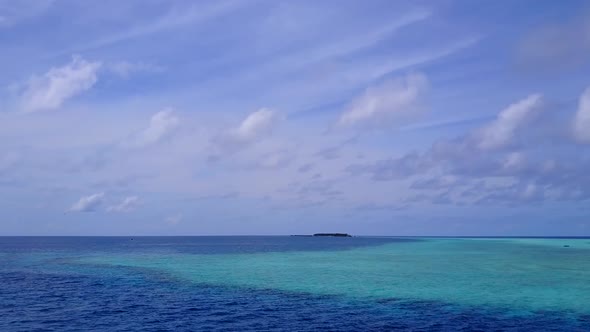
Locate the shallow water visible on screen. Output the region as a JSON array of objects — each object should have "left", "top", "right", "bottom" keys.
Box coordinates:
[{"left": 1, "top": 236, "right": 589, "bottom": 331}]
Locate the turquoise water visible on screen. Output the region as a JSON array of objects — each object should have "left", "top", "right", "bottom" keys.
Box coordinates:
[
  {"left": 1, "top": 236, "right": 589, "bottom": 331},
  {"left": 80, "top": 237, "right": 590, "bottom": 314}
]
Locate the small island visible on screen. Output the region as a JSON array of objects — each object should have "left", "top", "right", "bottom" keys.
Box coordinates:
[
  {"left": 290, "top": 233, "right": 353, "bottom": 237},
  {"left": 313, "top": 233, "right": 352, "bottom": 237}
]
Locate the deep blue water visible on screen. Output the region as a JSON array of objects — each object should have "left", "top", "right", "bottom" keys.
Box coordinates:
[
  {"left": 0, "top": 236, "right": 410, "bottom": 254},
  {"left": 1, "top": 236, "right": 589, "bottom": 331}
]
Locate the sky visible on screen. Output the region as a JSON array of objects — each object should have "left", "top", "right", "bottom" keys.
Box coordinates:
[{"left": 1, "top": 0, "right": 590, "bottom": 236}]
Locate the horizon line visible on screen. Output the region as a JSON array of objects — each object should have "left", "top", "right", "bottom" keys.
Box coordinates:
[{"left": 1, "top": 235, "right": 589, "bottom": 238}]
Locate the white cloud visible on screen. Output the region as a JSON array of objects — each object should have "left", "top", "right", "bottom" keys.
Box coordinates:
[
  {"left": 68, "top": 193, "right": 105, "bottom": 212},
  {"left": 124, "top": 109, "right": 180, "bottom": 148},
  {"left": 475, "top": 94, "right": 543, "bottom": 149},
  {"left": 573, "top": 87, "right": 590, "bottom": 143},
  {"left": 337, "top": 73, "right": 428, "bottom": 128},
  {"left": 211, "top": 108, "right": 278, "bottom": 157},
  {"left": 20, "top": 55, "right": 102, "bottom": 113},
  {"left": 107, "top": 196, "right": 140, "bottom": 212},
  {"left": 232, "top": 108, "right": 277, "bottom": 142},
  {"left": 347, "top": 91, "right": 590, "bottom": 205}
]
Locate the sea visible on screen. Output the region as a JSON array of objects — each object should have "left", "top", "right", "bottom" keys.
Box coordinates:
[{"left": 1, "top": 236, "right": 589, "bottom": 331}]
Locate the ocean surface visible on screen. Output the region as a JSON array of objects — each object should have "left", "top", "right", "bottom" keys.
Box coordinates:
[{"left": 1, "top": 236, "right": 589, "bottom": 331}]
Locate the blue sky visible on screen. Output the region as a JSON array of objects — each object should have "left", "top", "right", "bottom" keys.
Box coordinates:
[{"left": 1, "top": 0, "right": 590, "bottom": 236}]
